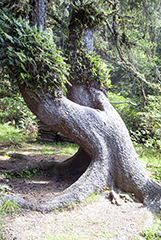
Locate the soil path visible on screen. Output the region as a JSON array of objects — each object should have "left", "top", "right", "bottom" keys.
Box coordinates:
[{"left": 0, "top": 143, "right": 159, "bottom": 240}]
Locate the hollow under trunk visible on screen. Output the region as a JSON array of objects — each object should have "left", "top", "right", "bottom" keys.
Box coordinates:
[{"left": 1, "top": 83, "right": 160, "bottom": 214}]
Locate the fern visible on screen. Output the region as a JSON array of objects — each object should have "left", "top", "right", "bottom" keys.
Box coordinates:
[{"left": 0, "top": 8, "right": 69, "bottom": 94}]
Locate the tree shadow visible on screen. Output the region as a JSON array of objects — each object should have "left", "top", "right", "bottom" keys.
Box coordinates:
[{"left": 0, "top": 152, "right": 82, "bottom": 203}]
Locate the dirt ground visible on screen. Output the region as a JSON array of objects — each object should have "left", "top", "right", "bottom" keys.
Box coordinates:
[{"left": 0, "top": 143, "right": 159, "bottom": 240}]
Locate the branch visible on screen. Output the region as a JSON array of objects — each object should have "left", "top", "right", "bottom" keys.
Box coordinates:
[
  {"left": 96, "top": 49, "right": 161, "bottom": 93},
  {"left": 116, "top": 12, "right": 135, "bottom": 19},
  {"left": 109, "top": 100, "right": 137, "bottom": 106},
  {"left": 106, "top": 19, "right": 114, "bottom": 35}
]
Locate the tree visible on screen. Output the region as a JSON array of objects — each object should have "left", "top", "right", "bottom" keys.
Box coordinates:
[{"left": 0, "top": 0, "right": 161, "bottom": 214}]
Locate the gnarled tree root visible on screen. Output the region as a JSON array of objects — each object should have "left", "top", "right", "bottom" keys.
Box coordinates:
[{"left": 1, "top": 152, "right": 161, "bottom": 214}]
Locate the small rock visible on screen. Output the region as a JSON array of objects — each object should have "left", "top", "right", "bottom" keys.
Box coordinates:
[
  {"left": 122, "top": 227, "right": 136, "bottom": 233},
  {"left": 122, "top": 210, "right": 127, "bottom": 213}
]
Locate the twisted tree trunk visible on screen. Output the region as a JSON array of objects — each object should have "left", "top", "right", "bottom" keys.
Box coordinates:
[
  {"left": 1, "top": 2, "right": 160, "bottom": 215},
  {"left": 3, "top": 84, "right": 156, "bottom": 214}
]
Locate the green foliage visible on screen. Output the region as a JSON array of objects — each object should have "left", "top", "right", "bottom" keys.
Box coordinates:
[
  {"left": 133, "top": 95, "right": 161, "bottom": 148},
  {"left": 0, "top": 8, "right": 69, "bottom": 94},
  {"left": 0, "top": 77, "right": 37, "bottom": 135},
  {"left": 0, "top": 95, "right": 36, "bottom": 125},
  {"left": 109, "top": 92, "right": 161, "bottom": 149},
  {"left": 4, "top": 169, "right": 43, "bottom": 180},
  {"left": 0, "top": 123, "right": 33, "bottom": 145},
  {"left": 135, "top": 143, "right": 161, "bottom": 182},
  {"left": 0, "top": 0, "right": 30, "bottom": 19},
  {"left": 71, "top": 0, "right": 109, "bottom": 29},
  {"left": 141, "top": 223, "right": 161, "bottom": 240},
  {"left": 69, "top": 48, "right": 111, "bottom": 88},
  {"left": 94, "top": 0, "right": 161, "bottom": 98},
  {"left": 0, "top": 199, "right": 20, "bottom": 216},
  {"left": 108, "top": 92, "right": 140, "bottom": 130}
]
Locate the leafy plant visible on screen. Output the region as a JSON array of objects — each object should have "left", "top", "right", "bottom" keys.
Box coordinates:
[
  {"left": 4, "top": 169, "right": 43, "bottom": 180},
  {"left": 141, "top": 217, "right": 161, "bottom": 240},
  {"left": 0, "top": 123, "right": 32, "bottom": 145},
  {"left": 0, "top": 8, "right": 69, "bottom": 95},
  {"left": 0, "top": 95, "right": 37, "bottom": 134},
  {"left": 136, "top": 95, "right": 161, "bottom": 148},
  {"left": 109, "top": 93, "right": 161, "bottom": 149},
  {"left": 134, "top": 143, "right": 161, "bottom": 182},
  {"left": 69, "top": 47, "right": 111, "bottom": 89},
  {"left": 0, "top": 199, "right": 20, "bottom": 216}
]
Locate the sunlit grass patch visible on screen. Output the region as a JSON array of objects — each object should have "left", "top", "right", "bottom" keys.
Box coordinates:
[
  {"left": 36, "top": 142, "right": 78, "bottom": 156},
  {"left": 0, "top": 123, "right": 31, "bottom": 145},
  {"left": 134, "top": 143, "right": 161, "bottom": 182},
  {"left": 40, "top": 232, "right": 89, "bottom": 240},
  {"left": 0, "top": 199, "right": 20, "bottom": 216},
  {"left": 140, "top": 215, "right": 161, "bottom": 240}
]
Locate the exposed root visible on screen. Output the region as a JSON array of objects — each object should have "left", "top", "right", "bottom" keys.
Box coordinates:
[
  {"left": 0, "top": 157, "right": 112, "bottom": 213},
  {"left": 3, "top": 161, "right": 57, "bottom": 174}
]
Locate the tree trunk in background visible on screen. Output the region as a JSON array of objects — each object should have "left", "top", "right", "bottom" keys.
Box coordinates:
[{"left": 29, "top": 0, "right": 46, "bottom": 31}]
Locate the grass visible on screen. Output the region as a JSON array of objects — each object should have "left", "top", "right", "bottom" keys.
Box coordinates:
[
  {"left": 36, "top": 142, "right": 78, "bottom": 156},
  {"left": 0, "top": 123, "right": 32, "bottom": 146},
  {"left": 85, "top": 192, "right": 100, "bottom": 205},
  {"left": 134, "top": 143, "right": 161, "bottom": 182},
  {"left": 0, "top": 123, "right": 160, "bottom": 182},
  {"left": 0, "top": 199, "right": 21, "bottom": 240},
  {"left": 0, "top": 199, "right": 20, "bottom": 216},
  {"left": 40, "top": 232, "right": 89, "bottom": 240},
  {"left": 135, "top": 215, "right": 161, "bottom": 240}
]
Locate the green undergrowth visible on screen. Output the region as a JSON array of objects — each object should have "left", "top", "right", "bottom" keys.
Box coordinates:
[
  {"left": 0, "top": 199, "right": 20, "bottom": 216},
  {"left": 0, "top": 198, "right": 21, "bottom": 239},
  {"left": 0, "top": 123, "right": 35, "bottom": 146},
  {"left": 136, "top": 215, "right": 161, "bottom": 240},
  {"left": 134, "top": 143, "right": 161, "bottom": 182},
  {"left": 36, "top": 142, "right": 78, "bottom": 156},
  {"left": 0, "top": 123, "right": 160, "bottom": 183},
  {"left": 4, "top": 168, "right": 43, "bottom": 180}
]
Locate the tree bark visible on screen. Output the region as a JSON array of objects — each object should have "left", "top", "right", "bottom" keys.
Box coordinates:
[
  {"left": 29, "top": 0, "right": 46, "bottom": 31},
  {"left": 5, "top": 84, "right": 157, "bottom": 214}
]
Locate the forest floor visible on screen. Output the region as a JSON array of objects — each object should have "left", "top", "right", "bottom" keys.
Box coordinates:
[{"left": 0, "top": 142, "right": 160, "bottom": 240}]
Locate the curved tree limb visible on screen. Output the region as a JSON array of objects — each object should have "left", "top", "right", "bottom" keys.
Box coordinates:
[{"left": 110, "top": 100, "right": 137, "bottom": 105}]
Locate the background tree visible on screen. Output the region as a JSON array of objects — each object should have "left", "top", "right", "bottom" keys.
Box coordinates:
[{"left": 0, "top": 0, "right": 161, "bottom": 214}]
